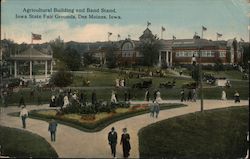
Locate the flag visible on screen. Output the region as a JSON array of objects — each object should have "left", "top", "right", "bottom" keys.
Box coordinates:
[
  {"left": 240, "top": 38, "right": 244, "bottom": 42},
  {"left": 202, "top": 26, "right": 207, "bottom": 31},
  {"left": 217, "top": 33, "right": 222, "bottom": 37},
  {"left": 194, "top": 32, "right": 198, "bottom": 35},
  {"left": 32, "top": 33, "right": 41, "bottom": 40},
  {"left": 128, "top": 34, "right": 131, "bottom": 38},
  {"left": 147, "top": 21, "right": 151, "bottom": 27},
  {"left": 118, "top": 34, "right": 120, "bottom": 38},
  {"left": 173, "top": 35, "right": 176, "bottom": 40},
  {"left": 108, "top": 32, "right": 112, "bottom": 36},
  {"left": 161, "top": 26, "right": 166, "bottom": 32}
]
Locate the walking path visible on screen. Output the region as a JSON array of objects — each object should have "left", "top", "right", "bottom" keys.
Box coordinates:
[{"left": 0, "top": 100, "right": 248, "bottom": 158}]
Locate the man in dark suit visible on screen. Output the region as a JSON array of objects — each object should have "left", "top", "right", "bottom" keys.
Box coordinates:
[
  {"left": 108, "top": 127, "right": 118, "bottom": 158},
  {"left": 48, "top": 119, "right": 58, "bottom": 142}
]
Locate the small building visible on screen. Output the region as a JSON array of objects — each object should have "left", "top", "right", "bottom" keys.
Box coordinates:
[{"left": 8, "top": 46, "right": 53, "bottom": 80}]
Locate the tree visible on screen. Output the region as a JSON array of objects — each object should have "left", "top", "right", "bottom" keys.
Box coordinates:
[
  {"left": 106, "top": 46, "right": 117, "bottom": 68},
  {"left": 214, "top": 58, "right": 224, "bottom": 71},
  {"left": 63, "top": 47, "right": 81, "bottom": 71},
  {"left": 50, "top": 69, "right": 73, "bottom": 87},
  {"left": 191, "top": 65, "right": 200, "bottom": 82},
  {"left": 83, "top": 52, "right": 95, "bottom": 66},
  {"left": 242, "top": 44, "right": 250, "bottom": 68},
  {"left": 139, "top": 38, "right": 160, "bottom": 66},
  {"left": 50, "top": 37, "right": 65, "bottom": 59}
]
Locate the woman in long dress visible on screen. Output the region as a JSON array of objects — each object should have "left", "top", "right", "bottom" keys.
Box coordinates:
[
  {"left": 120, "top": 128, "right": 131, "bottom": 158},
  {"left": 155, "top": 90, "right": 163, "bottom": 103},
  {"left": 111, "top": 90, "right": 117, "bottom": 103},
  {"left": 221, "top": 90, "right": 227, "bottom": 100},
  {"left": 63, "top": 95, "right": 69, "bottom": 108}
]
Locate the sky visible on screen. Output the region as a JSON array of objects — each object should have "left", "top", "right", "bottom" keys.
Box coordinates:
[{"left": 1, "top": 0, "right": 250, "bottom": 44}]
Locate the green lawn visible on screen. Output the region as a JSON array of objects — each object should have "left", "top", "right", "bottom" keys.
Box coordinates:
[
  {"left": 1, "top": 79, "right": 248, "bottom": 107},
  {"left": 1, "top": 69, "right": 248, "bottom": 107},
  {"left": 71, "top": 71, "right": 120, "bottom": 87},
  {"left": 0, "top": 126, "right": 58, "bottom": 158},
  {"left": 204, "top": 70, "right": 245, "bottom": 80},
  {"left": 139, "top": 106, "right": 249, "bottom": 159}
]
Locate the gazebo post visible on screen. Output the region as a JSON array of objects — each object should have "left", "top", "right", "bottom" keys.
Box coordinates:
[
  {"left": 30, "top": 61, "right": 32, "bottom": 79},
  {"left": 45, "top": 60, "right": 48, "bottom": 78},
  {"left": 50, "top": 60, "right": 53, "bottom": 75},
  {"left": 9, "top": 62, "right": 12, "bottom": 76},
  {"left": 14, "top": 61, "right": 17, "bottom": 78}
]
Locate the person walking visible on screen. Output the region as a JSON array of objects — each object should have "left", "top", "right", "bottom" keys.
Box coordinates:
[
  {"left": 92, "top": 90, "right": 97, "bottom": 105},
  {"left": 192, "top": 88, "right": 197, "bottom": 102},
  {"left": 180, "top": 89, "right": 185, "bottom": 102},
  {"left": 124, "top": 90, "right": 128, "bottom": 102},
  {"left": 187, "top": 89, "right": 192, "bottom": 101},
  {"left": 144, "top": 89, "right": 150, "bottom": 102},
  {"left": 221, "top": 90, "right": 227, "bottom": 100},
  {"left": 111, "top": 90, "right": 117, "bottom": 103},
  {"left": 63, "top": 95, "right": 69, "bottom": 108},
  {"left": 48, "top": 119, "right": 58, "bottom": 142},
  {"left": 19, "top": 93, "right": 26, "bottom": 107},
  {"left": 155, "top": 90, "right": 163, "bottom": 103},
  {"left": 154, "top": 101, "right": 160, "bottom": 118},
  {"left": 108, "top": 127, "right": 118, "bottom": 158},
  {"left": 149, "top": 100, "right": 155, "bottom": 117},
  {"left": 234, "top": 91, "right": 240, "bottom": 103},
  {"left": 120, "top": 128, "right": 131, "bottom": 158},
  {"left": 20, "top": 106, "right": 28, "bottom": 128}
]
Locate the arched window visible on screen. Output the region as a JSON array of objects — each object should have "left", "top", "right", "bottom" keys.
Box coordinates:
[{"left": 122, "top": 42, "right": 134, "bottom": 57}]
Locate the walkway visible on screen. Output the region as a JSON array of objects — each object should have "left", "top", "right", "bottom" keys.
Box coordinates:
[{"left": 0, "top": 100, "right": 248, "bottom": 158}]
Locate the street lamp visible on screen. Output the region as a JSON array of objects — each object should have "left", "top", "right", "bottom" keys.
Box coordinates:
[
  {"left": 198, "top": 44, "right": 204, "bottom": 112},
  {"left": 193, "top": 36, "right": 204, "bottom": 112}
]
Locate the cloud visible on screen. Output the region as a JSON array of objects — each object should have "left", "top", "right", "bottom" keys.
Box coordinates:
[{"left": 1, "top": 21, "right": 248, "bottom": 44}]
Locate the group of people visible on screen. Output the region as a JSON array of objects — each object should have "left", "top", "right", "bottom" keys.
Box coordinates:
[
  {"left": 149, "top": 100, "right": 160, "bottom": 118},
  {"left": 221, "top": 90, "right": 240, "bottom": 103},
  {"left": 19, "top": 106, "right": 58, "bottom": 142},
  {"left": 49, "top": 89, "right": 89, "bottom": 108},
  {"left": 144, "top": 89, "right": 163, "bottom": 103},
  {"left": 115, "top": 78, "right": 126, "bottom": 87},
  {"left": 180, "top": 89, "right": 197, "bottom": 102},
  {"left": 108, "top": 127, "right": 131, "bottom": 158}
]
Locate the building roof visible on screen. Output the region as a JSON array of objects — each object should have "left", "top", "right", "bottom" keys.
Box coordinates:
[
  {"left": 9, "top": 47, "right": 52, "bottom": 61},
  {"left": 171, "top": 38, "right": 222, "bottom": 49},
  {"left": 139, "top": 28, "right": 156, "bottom": 41}
]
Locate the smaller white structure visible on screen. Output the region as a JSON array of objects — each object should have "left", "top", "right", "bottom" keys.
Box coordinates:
[{"left": 216, "top": 79, "right": 227, "bottom": 86}]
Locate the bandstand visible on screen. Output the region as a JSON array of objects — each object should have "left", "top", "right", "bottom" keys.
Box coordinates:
[{"left": 8, "top": 47, "right": 53, "bottom": 80}]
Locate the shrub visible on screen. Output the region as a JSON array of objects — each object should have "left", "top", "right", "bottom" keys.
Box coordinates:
[{"left": 50, "top": 69, "right": 73, "bottom": 87}]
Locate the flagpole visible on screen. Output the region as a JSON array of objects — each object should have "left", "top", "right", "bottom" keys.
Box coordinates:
[
  {"left": 201, "top": 29, "right": 203, "bottom": 39},
  {"left": 31, "top": 33, "right": 33, "bottom": 44}
]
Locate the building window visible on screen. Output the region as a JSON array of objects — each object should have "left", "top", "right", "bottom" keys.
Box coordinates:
[
  {"left": 201, "top": 50, "right": 215, "bottom": 57},
  {"left": 219, "top": 51, "right": 226, "bottom": 57}
]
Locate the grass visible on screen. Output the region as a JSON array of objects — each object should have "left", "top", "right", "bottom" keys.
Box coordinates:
[
  {"left": 0, "top": 126, "right": 58, "bottom": 158},
  {"left": 203, "top": 70, "right": 245, "bottom": 80},
  {"left": 9, "top": 103, "right": 186, "bottom": 132},
  {"left": 139, "top": 106, "right": 249, "bottom": 159},
  {"left": 1, "top": 69, "right": 248, "bottom": 107},
  {"left": 1, "top": 80, "right": 248, "bottom": 107}
]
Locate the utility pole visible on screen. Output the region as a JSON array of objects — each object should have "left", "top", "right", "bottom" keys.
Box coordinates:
[{"left": 198, "top": 46, "right": 204, "bottom": 112}]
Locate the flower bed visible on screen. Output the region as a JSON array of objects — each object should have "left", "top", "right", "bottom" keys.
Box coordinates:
[{"left": 9, "top": 103, "right": 186, "bottom": 132}]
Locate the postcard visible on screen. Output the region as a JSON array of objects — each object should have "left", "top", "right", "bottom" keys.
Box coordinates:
[{"left": 0, "top": 0, "right": 249, "bottom": 158}]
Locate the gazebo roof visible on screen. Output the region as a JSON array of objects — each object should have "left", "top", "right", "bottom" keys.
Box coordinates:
[{"left": 9, "top": 47, "right": 52, "bottom": 61}]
